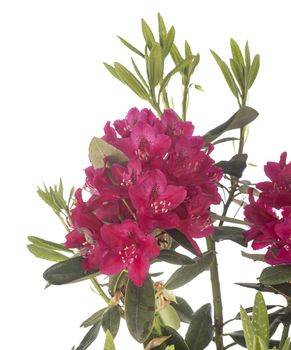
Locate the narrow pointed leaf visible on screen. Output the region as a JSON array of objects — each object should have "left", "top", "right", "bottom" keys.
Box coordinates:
[
  {"left": 76, "top": 322, "right": 101, "bottom": 350},
  {"left": 103, "top": 330, "right": 116, "bottom": 350},
  {"left": 27, "top": 244, "right": 68, "bottom": 262},
  {"left": 253, "top": 292, "right": 269, "bottom": 345},
  {"left": 212, "top": 226, "right": 246, "bottom": 246},
  {"left": 164, "top": 26, "right": 175, "bottom": 56},
  {"left": 102, "top": 306, "right": 120, "bottom": 339},
  {"left": 240, "top": 306, "right": 254, "bottom": 349},
  {"left": 166, "top": 229, "right": 199, "bottom": 256},
  {"left": 141, "top": 19, "right": 155, "bottom": 49},
  {"left": 125, "top": 276, "right": 155, "bottom": 343},
  {"left": 148, "top": 43, "right": 164, "bottom": 87},
  {"left": 185, "top": 303, "right": 214, "bottom": 350},
  {"left": 229, "top": 330, "right": 280, "bottom": 349},
  {"left": 89, "top": 137, "right": 128, "bottom": 169},
  {"left": 241, "top": 251, "right": 265, "bottom": 262},
  {"left": 203, "top": 106, "right": 259, "bottom": 143},
  {"left": 103, "top": 63, "right": 121, "bottom": 80},
  {"left": 157, "top": 250, "right": 194, "bottom": 265},
  {"left": 131, "top": 58, "right": 149, "bottom": 89},
  {"left": 81, "top": 308, "right": 108, "bottom": 328},
  {"left": 158, "top": 13, "right": 167, "bottom": 46},
  {"left": 117, "top": 36, "right": 145, "bottom": 58},
  {"left": 161, "top": 326, "right": 190, "bottom": 350},
  {"left": 230, "top": 58, "right": 245, "bottom": 90},
  {"left": 210, "top": 50, "right": 238, "bottom": 97},
  {"left": 230, "top": 38, "right": 245, "bottom": 67},
  {"left": 43, "top": 256, "right": 99, "bottom": 285},
  {"left": 114, "top": 62, "right": 149, "bottom": 100},
  {"left": 282, "top": 338, "right": 290, "bottom": 350},
  {"left": 170, "top": 43, "right": 183, "bottom": 65},
  {"left": 253, "top": 335, "right": 268, "bottom": 350},
  {"left": 165, "top": 251, "right": 215, "bottom": 290},
  {"left": 28, "top": 236, "right": 72, "bottom": 253},
  {"left": 259, "top": 265, "right": 291, "bottom": 285},
  {"left": 248, "top": 54, "right": 260, "bottom": 89}
]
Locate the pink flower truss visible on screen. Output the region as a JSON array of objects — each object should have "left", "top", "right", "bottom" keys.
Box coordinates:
[
  {"left": 65, "top": 108, "right": 222, "bottom": 285},
  {"left": 244, "top": 153, "right": 291, "bottom": 265}
]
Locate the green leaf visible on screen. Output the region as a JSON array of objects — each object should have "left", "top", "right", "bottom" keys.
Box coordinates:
[
  {"left": 159, "top": 305, "right": 181, "bottom": 330},
  {"left": 172, "top": 296, "right": 194, "bottom": 324},
  {"left": 230, "top": 58, "right": 245, "bottom": 90},
  {"left": 102, "top": 306, "right": 120, "bottom": 339},
  {"left": 166, "top": 229, "right": 199, "bottom": 256},
  {"left": 282, "top": 338, "right": 290, "bottom": 350},
  {"left": 163, "top": 26, "right": 175, "bottom": 56},
  {"left": 165, "top": 251, "right": 215, "bottom": 290},
  {"left": 43, "top": 256, "right": 99, "bottom": 285},
  {"left": 161, "top": 326, "right": 190, "bottom": 350},
  {"left": 117, "top": 36, "right": 145, "bottom": 58},
  {"left": 157, "top": 250, "right": 194, "bottom": 265},
  {"left": 28, "top": 236, "right": 72, "bottom": 253},
  {"left": 141, "top": 19, "right": 155, "bottom": 50},
  {"left": 253, "top": 335, "right": 268, "bottom": 350},
  {"left": 229, "top": 330, "right": 280, "bottom": 349},
  {"left": 27, "top": 244, "right": 68, "bottom": 262},
  {"left": 240, "top": 305, "right": 255, "bottom": 350},
  {"left": 170, "top": 43, "right": 183, "bottom": 65},
  {"left": 81, "top": 308, "right": 108, "bottom": 328},
  {"left": 230, "top": 38, "right": 245, "bottom": 67},
  {"left": 194, "top": 84, "right": 204, "bottom": 92},
  {"left": 213, "top": 137, "right": 239, "bottom": 145},
  {"left": 148, "top": 43, "right": 164, "bottom": 87},
  {"left": 245, "top": 41, "right": 251, "bottom": 73},
  {"left": 114, "top": 62, "right": 149, "bottom": 100},
  {"left": 241, "top": 251, "right": 265, "bottom": 262},
  {"left": 89, "top": 137, "right": 128, "bottom": 169},
  {"left": 212, "top": 226, "right": 247, "bottom": 246},
  {"left": 203, "top": 106, "right": 259, "bottom": 143},
  {"left": 252, "top": 292, "right": 269, "bottom": 346},
  {"left": 131, "top": 58, "right": 149, "bottom": 90},
  {"left": 248, "top": 54, "right": 260, "bottom": 89},
  {"left": 185, "top": 40, "right": 192, "bottom": 58},
  {"left": 185, "top": 303, "right": 214, "bottom": 350},
  {"left": 103, "top": 63, "right": 121, "bottom": 81},
  {"left": 158, "top": 13, "right": 167, "bottom": 46},
  {"left": 165, "top": 346, "right": 175, "bottom": 350},
  {"left": 210, "top": 50, "right": 238, "bottom": 97},
  {"left": 216, "top": 153, "right": 248, "bottom": 178},
  {"left": 259, "top": 265, "right": 291, "bottom": 285},
  {"left": 125, "top": 275, "right": 155, "bottom": 343},
  {"left": 103, "top": 330, "right": 116, "bottom": 350},
  {"left": 108, "top": 271, "right": 128, "bottom": 296},
  {"left": 76, "top": 322, "right": 101, "bottom": 350}
]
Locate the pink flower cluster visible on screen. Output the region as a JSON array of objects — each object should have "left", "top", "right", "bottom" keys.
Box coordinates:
[
  {"left": 244, "top": 152, "right": 291, "bottom": 264},
  {"left": 65, "top": 108, "right": 222, "bottom": 286}
]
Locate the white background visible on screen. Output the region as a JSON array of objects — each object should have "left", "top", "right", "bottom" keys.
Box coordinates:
[{"left": 1, "top": 0, "right": 291, "bottom": 349}]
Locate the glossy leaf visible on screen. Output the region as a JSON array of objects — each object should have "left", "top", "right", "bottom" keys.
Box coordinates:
[
  {"left": 259, "top": 265, "right": 291, "bottom": 285},
  {"left": 213, "top": 226, "right": 246, "bottom": 246},
  {"left": 253, "top": 292, "right": 269, "bottom": 346},
  {"left": 27, "top": 244, "right": 68, "bottom": 262},
  {"left": 28, "top": 236, "right": 72, "bottom": 253},
  {"left": 210, "top": 50, "right": 238, "bottom": 97},
  {"left": 141, "top": 19, "right": 155, "bottom": 49},
  {"left": 102, "top": 306, "right": 120, "bottom": 339},
  {"left": 103, "top": 330, "right": 116, "bottom": 350},
  {"left": 203, "top": 106, "right": 259, "bottom": 143},
  {"left": 89, "top": 137, "right": 128, "bottom": 169},
  {"left": 76, "top": 322, "right": 101, "bottom": 350},
  {"left": 148, "top": 43, "right": 164, "bottom": 87},
  {"left": 172, "top": 296, "right": 194, "bottom": 324},
  {"left": 157, "top": 249, "right": 194, "bottom": 265},
  {"left": 43, "top": 256, "right": 99, "bottom": 285},
  {"left": 114, "top": 62, "right": 149, "bottom": 100},
  {"left": 165, "top": 251, "right": 215, "bottom": 290},
  {"left": 240, "top": 305, "right": 254, "bottom": 349},
  {"left": 185, "top": 303, "right": 214, "bottom": 350},
  {"left": 117, "top": 36, "right": 145, "bottom": 58},
  {"left": 248, "top": 54, "right": 260, "bottom": 89},
  {"left": 125, "top": 276, "right": 155, "bottom": 343},
  {"left": 81, "top": 308, "right": 108, "bottom": 328}
]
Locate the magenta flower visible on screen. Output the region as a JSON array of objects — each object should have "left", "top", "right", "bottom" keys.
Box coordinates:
[{"left": 83, "top": 220, "right": 160, "bottom": 286}]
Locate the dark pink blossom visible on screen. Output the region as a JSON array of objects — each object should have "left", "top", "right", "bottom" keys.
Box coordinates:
[{"left": 83, "top": 220, "right": 160, "bottom": 286}]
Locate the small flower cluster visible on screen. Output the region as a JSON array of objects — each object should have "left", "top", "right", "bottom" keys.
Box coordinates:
[
  {"left": 244, "top": 152, "right": 291, "bottom": 264},
  {"left": 65, "top": 108, "right": 222, "bottom": 286}
]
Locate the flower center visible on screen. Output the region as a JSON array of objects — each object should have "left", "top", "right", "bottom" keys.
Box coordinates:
[
  {"left": 136, "top": 137, "right": 151, "bottom": 161},
  {"left": 150, "top": 200, "right": 171, "bottom": 214},
  {"left": 118, "top": 243, "right": 138, "bottom": 264}
]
